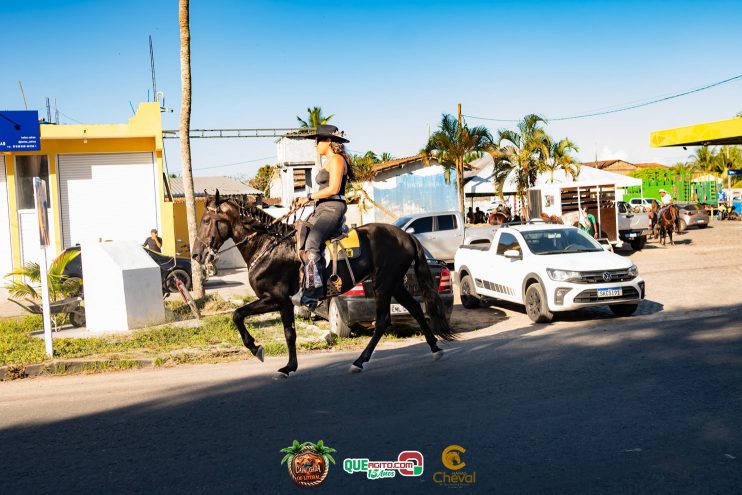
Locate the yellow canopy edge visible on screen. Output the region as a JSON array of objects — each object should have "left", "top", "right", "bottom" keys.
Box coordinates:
[{"left": 650, "top": 117, "right": 742, "bottom": 147}]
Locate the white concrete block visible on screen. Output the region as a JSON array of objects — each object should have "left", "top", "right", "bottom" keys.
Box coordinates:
[{"left": 82, "top": 241, "right": 166, "bottom": 333}]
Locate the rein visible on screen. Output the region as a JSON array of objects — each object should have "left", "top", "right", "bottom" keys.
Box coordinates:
[{"left": 195, "top": 200, "right": 305, "bottom": 269}]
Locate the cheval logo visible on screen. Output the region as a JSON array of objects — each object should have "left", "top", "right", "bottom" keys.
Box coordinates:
[
  {"left": 434, "top": 445, "right": 477, "bottom": 486},
  {"left": 280, "top": 440, "right": 336, "bottom": 488},
  {"left": 343, "top": 451, "right": 424, "bottom": 479}
]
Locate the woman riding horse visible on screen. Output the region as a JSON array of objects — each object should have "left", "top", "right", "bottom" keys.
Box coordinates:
[
  {"left": 190, "top": 194, "right": 456, "bottom": 377},
  {"left": 292, "top": 124, "right": 353, "bottom": 309}
]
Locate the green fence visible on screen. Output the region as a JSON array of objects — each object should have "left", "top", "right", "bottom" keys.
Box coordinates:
[{"left": 623, "top": 180, "right": 719, "bottom": 206}]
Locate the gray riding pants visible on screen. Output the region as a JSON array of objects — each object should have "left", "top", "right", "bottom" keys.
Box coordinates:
[{"left": 305, "top": 200, "right": 347, "bottom": 264}]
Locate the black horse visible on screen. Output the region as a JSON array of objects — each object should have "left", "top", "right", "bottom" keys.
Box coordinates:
[{"left": 191, "top": 193, "right": 456, "bottom": 377}]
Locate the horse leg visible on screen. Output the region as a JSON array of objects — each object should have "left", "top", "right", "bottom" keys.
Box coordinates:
[
  {"left": 392, "top": 285, "right": 443, "bottom": 360},
  {"left": 668, "top": 226, "right": 674, "bottom": 245},
  {"left": 276, "top": 301, "right": 298, "bottom": 378},
  {"left": 351, "top": 290, "right": 393, "bottom": 372},
  {"left": 232, "top": 298, "right": 281, "bottom": 362}
]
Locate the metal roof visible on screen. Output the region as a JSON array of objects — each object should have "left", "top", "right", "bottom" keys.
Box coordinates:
[{"left": 169, "top": 176, "right": 262, "bottom": 197}]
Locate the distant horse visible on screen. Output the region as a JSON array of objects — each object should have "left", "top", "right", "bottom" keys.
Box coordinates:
[
  {"left": 651, "top": 199, "right": 679, "bottom": 246},
  {"left": 191, "top": 192, "right": 456, "bottom": 377}
]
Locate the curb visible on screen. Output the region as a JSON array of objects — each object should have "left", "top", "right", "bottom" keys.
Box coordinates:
[{"left": 0, "top": 358, "right": 156, "bottom": 381}]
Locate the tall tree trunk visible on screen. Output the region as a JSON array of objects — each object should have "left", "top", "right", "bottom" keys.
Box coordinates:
[
  {"left": 179, "top": 0, "right": 204, "bottom": 299},
  {"left": 457, "top": 157, "right": 465, "bottom": 215}
]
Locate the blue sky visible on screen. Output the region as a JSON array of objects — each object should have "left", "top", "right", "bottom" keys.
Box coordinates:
[{"left": 2, "top": 0, "right": 741, "bottom": 177}]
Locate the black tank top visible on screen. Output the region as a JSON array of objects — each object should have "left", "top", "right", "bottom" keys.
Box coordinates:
[{"left": 315, "top": 160, "right": 348, "bottom": 198}]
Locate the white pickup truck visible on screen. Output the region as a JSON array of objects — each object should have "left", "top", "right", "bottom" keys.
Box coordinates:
[
  {"left": 454, "top": 222, "right": 645, "bottom": 323},
  {"left": 617, "top": 201, "right": 651, "bottom": 250},
  {"left": 392, "top": 211, "right": 495, "bottom": 262}
]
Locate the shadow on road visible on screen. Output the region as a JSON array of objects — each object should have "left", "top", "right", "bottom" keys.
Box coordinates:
[{"left": 1, "top": 305, "right": 741, "bottom": 494}]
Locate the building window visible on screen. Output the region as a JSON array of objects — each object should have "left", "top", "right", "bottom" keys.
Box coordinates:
[
  {"left": 15, "top": 155, "right": 50, "bottom": 210},
  {"left": 293, "top": 168, "right": 313, "bottom": 192}
]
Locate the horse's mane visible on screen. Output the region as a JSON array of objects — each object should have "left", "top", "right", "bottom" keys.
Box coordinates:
[{"left": 230, "top": 200, "right": 295, "bottom": 236}]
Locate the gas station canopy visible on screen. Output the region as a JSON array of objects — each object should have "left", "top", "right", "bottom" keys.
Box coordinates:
[{"left": 651, "top": 117, "right": 742, "bottom": 147}]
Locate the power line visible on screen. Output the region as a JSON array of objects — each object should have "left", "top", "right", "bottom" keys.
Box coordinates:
[
  {"left": 191, "top": 155, "right": 276, "bottom": 171},
  {"left": 58, "top": 111, "right": 84, "bottom": 124},
  {"left": 463, "top": 73, "right": 742, "bottom": 123}
]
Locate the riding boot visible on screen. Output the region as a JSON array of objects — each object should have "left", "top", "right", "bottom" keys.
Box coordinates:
[{"left": 290, "top": 254, "right": 325, "bottom": 310}]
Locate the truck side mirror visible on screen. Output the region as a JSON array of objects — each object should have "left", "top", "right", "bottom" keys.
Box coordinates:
[
  {"left": 504, "top": 249, "right": 521, "bottom": 259},
  {"left": 405, "top": 227, "right": 416, "bottom": 234}
]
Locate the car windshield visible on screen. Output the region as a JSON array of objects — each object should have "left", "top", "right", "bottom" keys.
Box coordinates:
[
  {"left": 521, "top": 228, "right": 603, "bottom": 255},
  {"left": 393, "top": 216, "right": 413, "bottom": 228}
]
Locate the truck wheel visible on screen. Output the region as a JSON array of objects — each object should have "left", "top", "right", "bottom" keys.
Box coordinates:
[
  {"left": 525, "top": 283, "right": 553, "bottom": 323},
  {"left": 630, "top": 236, "right": 646, "bottom": 251},
  {"left": 678, "top": 219, "right": 687, "bottom": 232},
  {"left": 609, "top": 303, "right": 638, "bottom": 317},
  {"left": 459, "top": 274, "right": 481, "bottom": 309},
  {"left": 329, "top": 298, "right": 352, "bottom": 338}
]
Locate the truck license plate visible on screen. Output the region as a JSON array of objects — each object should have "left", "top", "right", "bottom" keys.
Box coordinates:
[
  {"left": 390, "top": 304, "right": 409, "bottom": 314},
  {"left": 627, "top": 233, "right": 636, "bottom": 238},
  {"left": 597, "top": 288, "right": 622, "bottom": 298}
]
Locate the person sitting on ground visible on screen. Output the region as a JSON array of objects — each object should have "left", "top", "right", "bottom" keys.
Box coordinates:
[{"left": 143, "top": 229, "right": 162, "bottom": 252}]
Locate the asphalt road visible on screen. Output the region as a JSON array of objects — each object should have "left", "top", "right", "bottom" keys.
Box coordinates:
[{"left": 1, "top": 223, "right": 741, "bottom": 494}]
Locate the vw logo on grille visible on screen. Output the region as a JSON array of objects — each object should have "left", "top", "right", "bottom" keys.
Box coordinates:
[{"left": 602, "top": 272, "right": 612, "bottom": 282}]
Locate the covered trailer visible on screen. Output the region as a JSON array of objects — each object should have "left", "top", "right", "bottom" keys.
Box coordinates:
[{"left": 528, "top": 183, "right": 621, "bottom": 244}]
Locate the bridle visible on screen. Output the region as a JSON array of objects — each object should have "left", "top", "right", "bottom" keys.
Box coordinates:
[{"left": 194, "top": 199, "right": 305, "bottom": 269}]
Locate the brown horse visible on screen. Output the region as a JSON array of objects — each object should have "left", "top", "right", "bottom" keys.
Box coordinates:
[{"left": 650, "top": 200, "right": 679, "bottom": 246}]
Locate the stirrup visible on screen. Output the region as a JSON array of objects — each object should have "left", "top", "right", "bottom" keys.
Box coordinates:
[{"left": 291, "top": 287, "right": 324, "bottom": 310}]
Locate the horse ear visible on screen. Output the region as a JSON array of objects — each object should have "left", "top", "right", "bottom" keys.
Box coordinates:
[{"left": 215, "top": 189, "right": 221, "bottom": 205}]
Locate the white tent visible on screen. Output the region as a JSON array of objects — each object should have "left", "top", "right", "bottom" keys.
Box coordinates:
[{"left": 464, "top": 154, "right": 642, "bottom": 195}]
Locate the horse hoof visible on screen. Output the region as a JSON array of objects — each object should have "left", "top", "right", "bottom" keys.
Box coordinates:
[
  {"left": 273, "top": 371, "right": 290, "bottom": 380},
  {"left": 349, "top": 364, "right": 363, "bottom": 374},
  {"left": 252, "top": 345, "right": 265, "bottom": 362},
  {"left": 433, "top": 349, "right": 445, "bottom": 361}
]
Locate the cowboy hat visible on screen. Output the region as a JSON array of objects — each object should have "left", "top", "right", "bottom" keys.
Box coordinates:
[
  {"left": 659, "top": 189, "right": 667, "bottom": 193},
  {"left": 296, "top": 124, "right": 349, "bottom": 143}
]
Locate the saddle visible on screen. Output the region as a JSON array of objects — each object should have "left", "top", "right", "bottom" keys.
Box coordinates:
[{"left": 325, "top": 228, "right": 361, "bottom": 296}]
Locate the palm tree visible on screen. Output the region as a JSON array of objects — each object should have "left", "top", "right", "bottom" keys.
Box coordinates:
[
  {"left": 297, "top": 107, "right": 334, "bottom": 128},
  {"left": 422, "top": 114, "right": 493, "bottom": 214},
  {"left": 487, "top": 114, "right": 550, "bottom": 218},
  {"left": 179, "top": 0, "right": 204, "bottom": 299},
  {"left": 4, "top": 250, "right": 82, "bottom": 302},
  {"left": 688, "top": 145, "right": 718, "bottom": 175},
  {"left": 378, "top": 152, "right": 394, "bottom": 163},
  {"left": 671, "top": 161, "right": 698, "bottom": 179},
  {"left": 545, "top": 137, "right": 580, "bottom": 182}
]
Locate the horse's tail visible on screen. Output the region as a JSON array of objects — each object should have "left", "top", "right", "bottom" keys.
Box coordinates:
[{"left": 411, "top": 235, "right": 457, "bottom": 342}]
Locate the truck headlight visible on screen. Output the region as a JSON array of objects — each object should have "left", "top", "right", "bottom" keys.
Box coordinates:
[
  {"left": 546, "top": 268, "right": 581, "bottom": 282},
  {"left": 627, "top": 265, "right": 638, "bottom": 277}
]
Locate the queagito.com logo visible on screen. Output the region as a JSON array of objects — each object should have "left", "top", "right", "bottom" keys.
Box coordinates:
[
  {"left": 434, "top": 444, "right": 477, "bottom": 486},
  {"left": 343, "top": 450, "right": 424, "bottom": 480}
]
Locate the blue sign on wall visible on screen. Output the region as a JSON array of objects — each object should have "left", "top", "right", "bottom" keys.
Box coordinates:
[
  {"left": 0, "top": 110, "right": 41, "bottom": 151},
  {"left": 727, "top": 169, "right": 742, "bottom": 177}
]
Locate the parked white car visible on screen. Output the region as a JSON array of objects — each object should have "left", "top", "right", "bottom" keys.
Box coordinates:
[
  {"left": 628, "top": 197, "right": 654, "bottom": 210},
  {"left": 393, "top": 211, "right": 495, "bottom": 262},
  {"left": 454, "top": 223, "right": 645, "bottom": 323}
]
